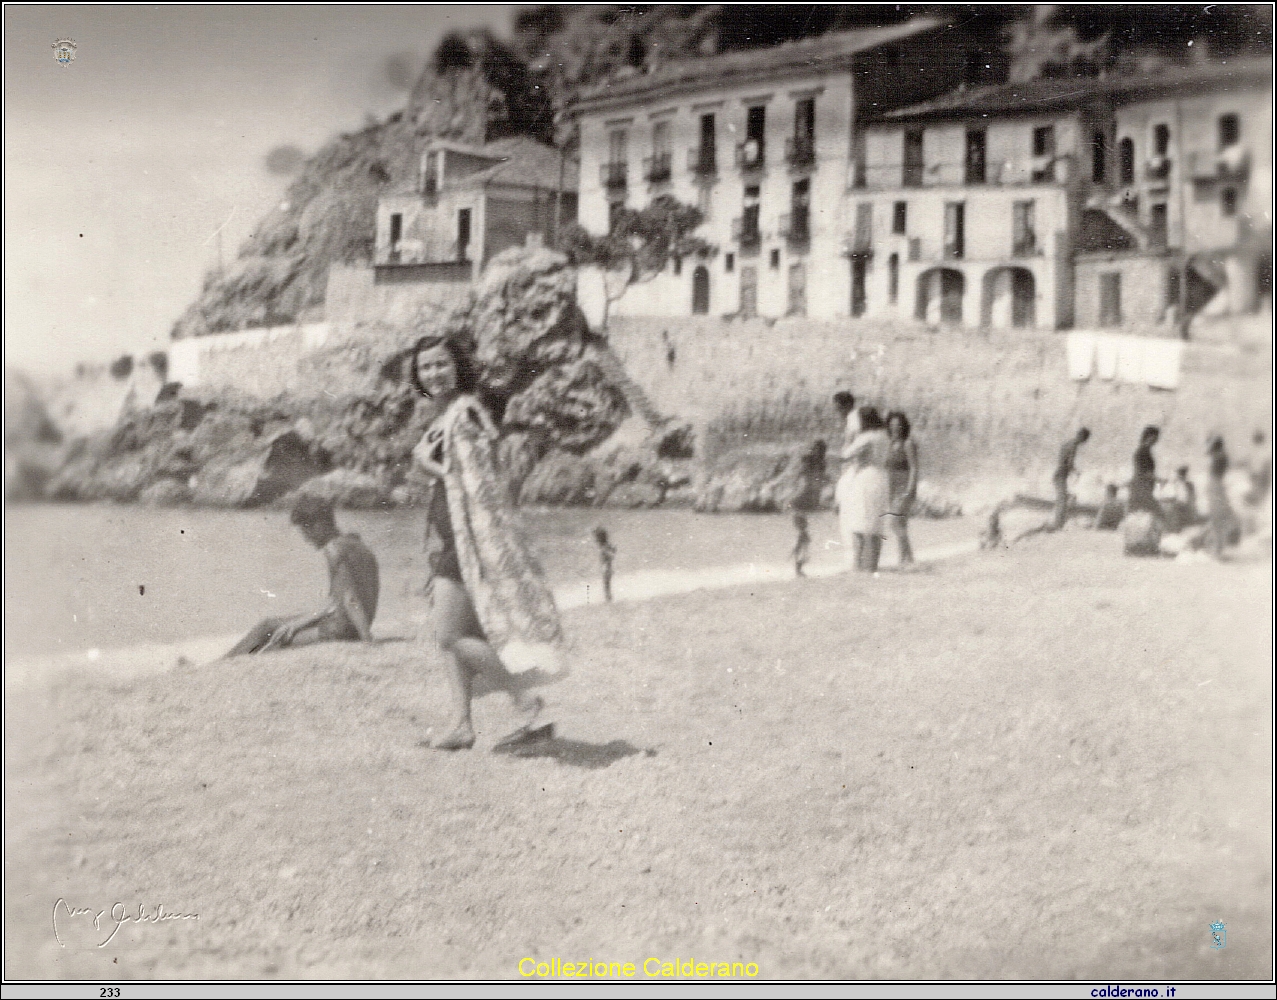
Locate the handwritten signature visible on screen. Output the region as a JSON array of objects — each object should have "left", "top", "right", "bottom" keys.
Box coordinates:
[{"left": 53, "top": 898, "right": 199, "bottom": 948}]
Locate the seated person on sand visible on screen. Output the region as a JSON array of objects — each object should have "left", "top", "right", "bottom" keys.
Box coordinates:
[
  {"left": 1161, "top": 466, "right": 1200, "bottom": 533},
  {"left": 1092, "top": 484, "right": 1124, "bottom": 531},
  {"left": 226, "top": 495, "right": 378, "bottom": 656}
]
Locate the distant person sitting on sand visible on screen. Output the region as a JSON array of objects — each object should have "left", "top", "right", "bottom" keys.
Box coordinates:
[
  {"left": 1052, "top": 427, "right": 1090, "bottom": 530},
  {"left": 792, "top": 513, "right": 811, "bottom": 578},
  {"left": 594, "top": 526, "right": 617, "bottom": 602},
  {"left": 1092, "top": 484, "right": 1124, "bottom": 531},
  {"left": 1128, "top": 426, "right": 1162, "bottom": 520},
  {"left": 226, "top": 495, "right": 378, "bottom": 656}
]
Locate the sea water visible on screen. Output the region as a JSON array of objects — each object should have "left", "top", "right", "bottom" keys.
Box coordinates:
[{"left": 4, "top": 503, "right": 972, "bottom": 661}]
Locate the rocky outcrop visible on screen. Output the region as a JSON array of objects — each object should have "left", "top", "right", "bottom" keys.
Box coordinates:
[
  {"left": 694, "top": 454, "right": 801, "bottom": 515},
  {"left": 190, "top": 431, "right": 331, "bottom": 508}
]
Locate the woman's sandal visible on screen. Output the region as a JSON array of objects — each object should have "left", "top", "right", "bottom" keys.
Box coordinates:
[{"left": 431, "top": 724, "right": 476, "bottom": 751}]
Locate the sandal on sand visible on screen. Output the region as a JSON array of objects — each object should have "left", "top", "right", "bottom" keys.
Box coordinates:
[
  {"left": 431, "top": 725, "right": 476, "bottom": 751},
  {"left": 493, "top": 723, "right": 554, "bottom": 754}
]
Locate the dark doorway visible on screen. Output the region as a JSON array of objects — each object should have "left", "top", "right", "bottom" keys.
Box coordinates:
[
  {"left": 851, "top": 258, "right": 867, "bottom": 316},
  {"left": 692, "top": 266, "right": 710, "bottom": 314}
]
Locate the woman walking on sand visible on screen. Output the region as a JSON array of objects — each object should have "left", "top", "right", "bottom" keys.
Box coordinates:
[
  {"left": 837, "top": 406, "right": 892, "bottom": 572},
  {"left": 885, "top": 411, "right": 919, "bottom": 566},
  {"left": 409, "top": 335, "right": 565, "bottom": 751}
]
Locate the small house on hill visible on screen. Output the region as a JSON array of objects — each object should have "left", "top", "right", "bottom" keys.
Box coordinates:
[{"left": 374, "top": 137, "right": 579, "bottom": 282}]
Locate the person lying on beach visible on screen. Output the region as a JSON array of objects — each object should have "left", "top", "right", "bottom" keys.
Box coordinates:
[{"left": 225, "top": 495, "right": 378, "bottom": 657}]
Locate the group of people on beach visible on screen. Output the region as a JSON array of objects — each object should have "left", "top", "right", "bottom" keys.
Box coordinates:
[
  {"left": 221, "top": 329, "right": 1267, "bottom": 749},
  {"left": 829, "top": 391, "right": 920, "bottom": 574},
  {"left": 1053, "top": 422, "right": 1271, "bottom": 558}
]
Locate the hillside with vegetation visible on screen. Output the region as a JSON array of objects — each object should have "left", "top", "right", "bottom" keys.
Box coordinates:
[{"left": 170, "top": 4, "right": 1270, "bottom": 340}]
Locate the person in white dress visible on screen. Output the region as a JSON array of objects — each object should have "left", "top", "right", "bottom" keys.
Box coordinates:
[{"left": 837, "top": 406, "right": 892, "bottom": 571}]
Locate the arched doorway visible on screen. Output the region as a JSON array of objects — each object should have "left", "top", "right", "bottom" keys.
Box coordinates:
[
  {"left": 692, "top": 265, "right": 710, "bottom": 314},
  {"left": 916, "top": 267, "right": 965, "bottom": 325},
  {"left": 981, "top": 267, "right": 1036, "bottom": 328}
]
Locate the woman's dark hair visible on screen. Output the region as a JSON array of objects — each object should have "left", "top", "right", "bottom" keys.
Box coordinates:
[
  {"left": 408, "top": 335, "right": 480, "bottom": 397},
  {"left": 858, "top": 406, "right": 884, "bottom": 431},
  {"left": 593, "top": 526, "right": 610, "bottom": 545},
  {"left": 1141, "top": 424, "right": 1160, "bottom": 441},
  {"left": 886, "top": 410, "right": 911, "bottom": 440},
  {"left": 832, "top": 391, "right": 856, "bottom": 416}
]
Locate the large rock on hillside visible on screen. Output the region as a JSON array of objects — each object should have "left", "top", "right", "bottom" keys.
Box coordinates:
[
  {"left": 450, "top": 247, "right": 592, "bottom": 393},
  {"left": 190, "top": 431, "right": 331, "bottom": 508},
  {"left": 503, "top": 349, "right": 629, "bottom": 454},
  {"left": 694, "top": 448, "right": 811, "bottom": 514}
]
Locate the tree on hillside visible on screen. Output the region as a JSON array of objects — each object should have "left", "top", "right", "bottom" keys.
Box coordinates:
[{"left": 558, "top": 195, "right": 715, "bottom": 329}]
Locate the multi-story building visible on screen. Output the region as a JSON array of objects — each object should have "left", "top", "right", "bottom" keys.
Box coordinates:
[
  {"left": 570, "top": 22, "right": 995, "bottom": 321},
  {"left": 855, "top": 59, "right": 1272, "bottom": 331},
  {"left": 374, "top": 137, "right": 578, "bottom": 282}
]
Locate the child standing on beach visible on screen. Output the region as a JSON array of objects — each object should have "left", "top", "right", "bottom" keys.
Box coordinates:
[
  {"left": 594, "top": 527, "right": 617, "bottom": 602},
  {"left": 226, "top": 494, "right": 378, "bottom": 656},
  {"left": 792, "top": 513, "right": 811, "bottom": 577}
]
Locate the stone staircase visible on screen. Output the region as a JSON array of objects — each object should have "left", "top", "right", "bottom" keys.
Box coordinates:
[{"left": 594, "top": 343, "right": 665, "bottom": 428}]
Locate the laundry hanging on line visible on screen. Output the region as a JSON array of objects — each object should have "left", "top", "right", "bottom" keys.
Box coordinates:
[{"left": 1065, "top": 331, "right": 1183, "bottom": 390}]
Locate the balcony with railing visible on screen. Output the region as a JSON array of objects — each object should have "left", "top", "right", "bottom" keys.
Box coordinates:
[
  {"left": 1188, "top": 148, "right": 1251, "bottom": 182},
  {"left": 600, "top": 161, "right": 628, "bottom": 190},
  {"left": 859, "top": 155, "right": 1077, "bottom": 190},
  {"left": 644, "top": 152, "right": 672, "bottom": 184},
  {"left": 735, "top": 141, "right": 765, "bottom": 173},
  {"left": 731, "top": 212, "right": 761, "bottom": 251},
  {"left": 687, "top": 146, "right": 716, "bottom": 178},
  {"left": 786, "top": 135, "right": 815, "bottom": 169},
  {"left": 779, "top": 208, "right": 810, "bottom": 250}
]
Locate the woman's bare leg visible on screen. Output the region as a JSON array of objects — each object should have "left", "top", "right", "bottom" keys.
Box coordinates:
[
  {"left": 897, "top": 519, "right": 914, "bottom": 564},
  {"left": 866, "top": 534, "right": 883, "bottom": 572},
  {"left": 430, "top": 579, "right": 541, "bottom": 749}
]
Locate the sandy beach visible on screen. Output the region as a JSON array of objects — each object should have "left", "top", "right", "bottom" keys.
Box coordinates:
[{"left": 5, "top": 530, "right": 1270, "bottom": 979}]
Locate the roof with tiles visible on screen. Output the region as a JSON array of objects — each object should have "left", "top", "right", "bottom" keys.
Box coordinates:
[
  {"left": 874, "top": 57, "right": 1273, "bottom": 123},
  {"left": 571, "top": 20, "right": 941, "bottom": 113}
]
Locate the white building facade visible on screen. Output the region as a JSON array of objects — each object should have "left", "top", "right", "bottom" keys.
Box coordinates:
[{"left": 570, "top": 22, "right": 989, "bottom": 322}]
